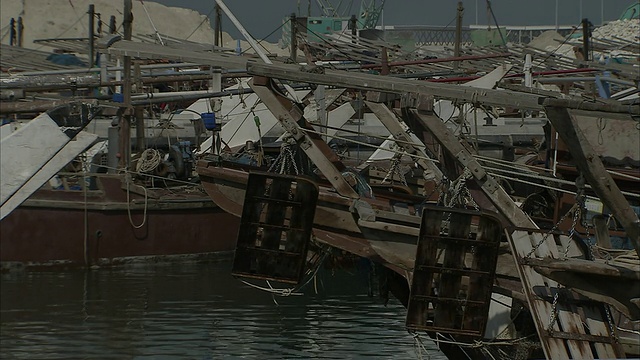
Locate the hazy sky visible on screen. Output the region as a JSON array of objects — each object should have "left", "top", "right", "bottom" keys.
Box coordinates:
[{"left": 150, "top": 0, "right": 634, "bottom": 41}]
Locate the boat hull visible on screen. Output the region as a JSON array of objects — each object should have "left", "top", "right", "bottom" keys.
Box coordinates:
[{"left": 0, "top": 176, "right": 240, "bottom": 269}]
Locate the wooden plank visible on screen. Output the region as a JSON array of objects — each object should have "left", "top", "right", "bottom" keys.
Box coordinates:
[
  {"left": 1, "top": 103, "right": 95, "bottom": 219},
  {"left": 0, "top": 130, "right": 97, "bottom": 219},
  {"left": 406, "top": 210, "right": 443, "bottom": 329},
  {"left": 247, "top": 63, "right": 638, "bottom": 114},
  {"left": 463, "top": 215, "right": 502, "bottom": 332},
  {"left": 509, "top": 231, "right": 582, "bottom": 360},
  {"left": 435, "top": 213, "right": 472, "bottom": 329},
  {"left": 261, "top": 177, "right": 292, "bottom": 251},
  {"left": 249, "top": 76, "right": 359, "bottom": 199}
]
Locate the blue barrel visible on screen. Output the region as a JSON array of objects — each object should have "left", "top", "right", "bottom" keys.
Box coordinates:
[{"left": 201, "top": 112, "right": 217, "bottom": 131}]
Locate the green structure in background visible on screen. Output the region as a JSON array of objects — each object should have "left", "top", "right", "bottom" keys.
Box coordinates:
[
  {"left": 470, "top": 27, "right": 507, "bottom": 47},
  {"left": 619, "top": 2, "right": 639, "bottom": 20}
]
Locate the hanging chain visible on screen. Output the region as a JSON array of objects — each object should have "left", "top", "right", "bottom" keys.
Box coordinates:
[
  {"left": 563, "top": 206, "right": 581, "bottom": 259},
  {"left": 546, "top": 289, "right": 560, "bottom": 332},
  {"left": 440, "top": 168, "right": 478, "bottom": 210},
  {"left": 525, "top": 203, "right": 578, "bottom": 258},
  {"left": 381, "top": 152, "right": 407, "bottom": 186},
  {"left": 267, "top": 136, "right": 299, "bottom": 175},
  {"left": 604, "top": 305, "right": 619, "bottom": 343}
]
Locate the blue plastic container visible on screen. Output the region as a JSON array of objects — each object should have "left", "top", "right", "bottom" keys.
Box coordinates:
[
  {"left": 201, "top": 112, "right": 217, "bottom": 131},
  {"left": 112, "top": 93, "right": 124, "bottom": 103}
]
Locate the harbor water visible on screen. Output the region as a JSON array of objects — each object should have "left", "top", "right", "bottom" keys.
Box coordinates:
[{"left": 1, "top": 259, "right": 446, "bottom": 359}]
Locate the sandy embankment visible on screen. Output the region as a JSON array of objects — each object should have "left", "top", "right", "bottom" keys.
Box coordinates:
[{"left": 0, "top": 0, "right": 286, "bottom": 57}]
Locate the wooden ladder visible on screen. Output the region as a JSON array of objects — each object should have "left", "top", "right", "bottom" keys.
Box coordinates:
[{"left": 508, "top": 229, "right": 625, "bottom": 359}]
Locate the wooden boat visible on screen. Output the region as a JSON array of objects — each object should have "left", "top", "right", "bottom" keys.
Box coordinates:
[
  {"left": 1, "top": 174, "right": 240, "bottom": 270},
  {"left": 196, "top": 71, "right": 639, "bottom": 359},
  {"left": 0, "top": 103, "right": 240, "bottom": 270}
]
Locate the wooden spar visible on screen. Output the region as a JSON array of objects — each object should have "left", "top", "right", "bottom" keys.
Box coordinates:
[
  {"left": 118, "top": 0, "right": 133, "bottom": 170},
  {"left": 0, "top": 102, "right": 98, "bottom": 219},
  {"left": 248, "top": 76, "right": 359, "bottom": 199},
  {"left": 95, "top": 39, "right": 638, "bottom": 114},
  {"left": 246, "top": 62, "right": 638, "bottom": 114},
  {"left": 359, "top": 52, "right": 513, "bottom": 69},
  {"left": 545, "top": 106, "right": 640, "bottom": 257},
  {"left": 0, "top": 73, "right": 239, "bottom": 92},
  {"left": 1, "top": 99, "right": 80, "bottom": 114},
  {"left": 364, "top": 101, "right": 443, "bottom": 183}
]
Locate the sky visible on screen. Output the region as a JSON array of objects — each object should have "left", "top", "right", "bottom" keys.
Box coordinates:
[{"left": 149, "top": 0, "right": 634, "bottom": 41}]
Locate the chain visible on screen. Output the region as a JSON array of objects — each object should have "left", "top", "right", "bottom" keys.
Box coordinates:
[
  {"left": 441, "top": 168, "right": 475, "bottom": 208},
  {"left": 546, "top": 290, "right": 560, "bottom": 332},
  {"left": 267, "top": 137, "right": 299, "bottom": 175},
  {"left": 604, "top": 305, "right": 619, "bottom": 343},
  {"left": 525, "top": 203, "right": 578, "bottom": 258},
  {"left": 563, "top": 206, "right": 581, "bottom": 259},
  {"left": 437, "top": 176, "right": 450, "bottom": 206},
  {"left": 381, "top": 152, "right": 407, "bottom": 186}
]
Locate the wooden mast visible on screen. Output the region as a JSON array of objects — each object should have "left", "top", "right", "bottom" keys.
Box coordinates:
[{"left": 118, "top": 0, "right": 133, "bottom": 170}]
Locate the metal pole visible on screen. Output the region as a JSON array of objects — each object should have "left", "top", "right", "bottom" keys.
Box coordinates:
[
  {"left": 290, "top": 13, "right": 297, "bottom": 63},
  {"left": 214, "top": 0, "right": 272, "bottom": 64},
  {"left": 109, "top": 15, "right": 116, "bottom": 34},
  {"left": 17, "top": 17, "right": 23, "bottom": 47},
  {"left": 214, "top": 4, "right": 221, "bottom": 47},
  {"left": 88, "top": 5, "right": 95, "bottom": 68},
  {"left": 134, "top": 61, "right": 145, "bottom": 152},
  {"left": 555, "top": 0, "right": 558, "bottom": 31},
  {"left": 475, "top": 0, "right": 478, "bottom": 25},
  {"left": 582, "top": 18, "right": 591, "bottom": 62},
  {"left": 9, "top": 18, "right": 15, "bottom": 46},
  {"left": 119, "top": 0, "right": 133, "bottom": 170},
  {"left": 579, "top": 0, "right": 583, "bottom": 23},
  {"left": 350, "top": 15, "right": 357, "bottom": 44},
  {"left": 454, "top": 1, "right": 463, "bottom": 70}
]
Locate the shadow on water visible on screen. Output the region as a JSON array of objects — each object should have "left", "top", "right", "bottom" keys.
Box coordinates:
[{"left": 1, "top": 260, "right": 446, "bottom": 359}]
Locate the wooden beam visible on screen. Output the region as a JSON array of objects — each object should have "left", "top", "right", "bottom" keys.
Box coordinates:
[
  {"left": 248, "top": 76, "right": 359, "bottom": 199},
  {"left": 247, "top": 62, "right": 639, "bottom": 115},
  {"left": 545, "top": 106, "right": 640, "bottom": 257},
  {"left": 364, "top": 101, "right": 443, "bottom": 183}
]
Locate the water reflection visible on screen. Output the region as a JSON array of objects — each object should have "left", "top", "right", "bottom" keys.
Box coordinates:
[{"left": 1, "top": 261, "right": 445, "bottom": 359}]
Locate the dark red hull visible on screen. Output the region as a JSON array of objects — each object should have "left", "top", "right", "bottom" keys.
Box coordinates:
[{"left": 0, "top": 176, "right": 240, "bottom": 269}]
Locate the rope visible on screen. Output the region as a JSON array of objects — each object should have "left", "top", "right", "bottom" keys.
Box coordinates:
[
  {"left": 135, "top": 148, "right": 161, "bottom": 173},
  {"left": 139, "top": 0, "right": 165, "bottom": 45},
  {"left": 125, "top": 173, "right": 148, "bottom": 229},
  {"left": 239, "top": 18, "right": 290, "bottom": 56},
  {"left": 237, "top": 243, "right": 331, "bottom": 301},
  {"left": 185, "top": 6, "right": 216, "bottom": 41}
]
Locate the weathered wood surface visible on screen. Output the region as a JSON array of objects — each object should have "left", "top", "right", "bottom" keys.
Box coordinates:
[
  {"left": 411, "top": 109, "right": 624, "bottom": 359},
  {"left": 545, "top": 106, "right": 640, "bottom": 258},
  {"left": 365, "top": 101, "right": 443, "bottom": 183},
  {"left": 231, "top": 172, "right": 319, "bottom": 284},
  {"left": 246, "top": 62, "right": 639, "bottom": 114},
  {"left": 1, "top": 104, "right": 96, "bottom": 220},
  {"left": 249, "top": 76, "right": 359, "bottom": 199},
  {"left": 406, "top": 208, "right": 502, "bottom": 338}
]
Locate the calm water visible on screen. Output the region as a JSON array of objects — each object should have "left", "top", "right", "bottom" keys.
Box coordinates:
[{"left": 1, "top": 260, "right": 445, "bottom": 359}]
